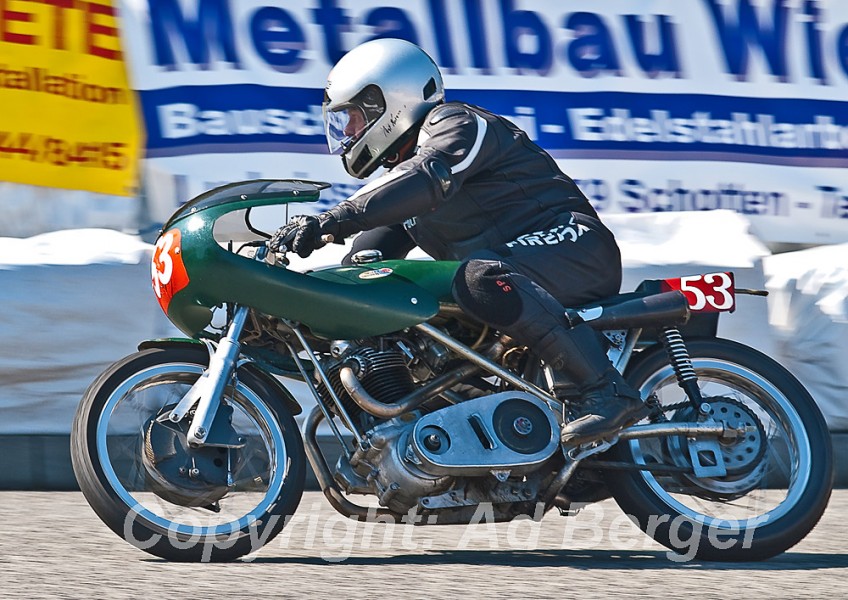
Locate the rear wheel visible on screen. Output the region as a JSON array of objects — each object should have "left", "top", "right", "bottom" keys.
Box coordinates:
[
  {"left": 71, "top": 346, "right": 305, "bottom": 562},
  {"left": 606, "top": 338, "right": 833, "bottom": 561}
]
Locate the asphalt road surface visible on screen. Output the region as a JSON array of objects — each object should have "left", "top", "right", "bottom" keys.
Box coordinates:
[{"left": 1, "top": 490, "right": 847, "bottom": 599}]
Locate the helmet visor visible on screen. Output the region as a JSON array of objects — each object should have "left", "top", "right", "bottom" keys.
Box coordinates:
[
  {"left": 323, "top": 85, "right": 386, "bottom": 155},
  {"left": 324, "top": 105, "right": 368, "bottom": 155}
]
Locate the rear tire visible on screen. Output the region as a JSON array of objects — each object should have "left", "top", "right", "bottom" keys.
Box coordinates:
[
  {"left": 71, "top": 347, "right": 306, "bottom": 562},
  {"left": 606, "top": 338, "right": 833, "bottom": 561}
]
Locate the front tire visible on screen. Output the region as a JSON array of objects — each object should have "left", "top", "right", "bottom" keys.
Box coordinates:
[
  {"left": 71, "top": 346, "right": 306, "bottom": 562},
  {"left": 606, "top": 338, "right": 833, "bottom": 561}
]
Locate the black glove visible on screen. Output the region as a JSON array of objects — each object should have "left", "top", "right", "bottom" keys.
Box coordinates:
[{"left": 270, "top": 215, "right": 335, "bottom": 259}]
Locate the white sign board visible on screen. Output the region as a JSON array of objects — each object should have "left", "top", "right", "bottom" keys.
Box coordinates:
[{"left": 119, "top": 0, "right": 848, "bottom": 244}]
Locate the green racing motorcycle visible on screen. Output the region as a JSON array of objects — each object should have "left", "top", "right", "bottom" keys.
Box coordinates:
[{"left": 71, "top": 179, "right": 833, "bottom": 562}]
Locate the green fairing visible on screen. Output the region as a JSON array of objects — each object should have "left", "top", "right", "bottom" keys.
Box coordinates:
[{"left": 160, "top": 180, "right": 460, "bottom": 339}]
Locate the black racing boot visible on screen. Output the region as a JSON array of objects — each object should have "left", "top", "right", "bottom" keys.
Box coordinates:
[
  {"left": 534, "top": 323, "right": 648, "bottom": 446},
  {"left": 560, "top": 367, "right": 649, "bottom": 446}
]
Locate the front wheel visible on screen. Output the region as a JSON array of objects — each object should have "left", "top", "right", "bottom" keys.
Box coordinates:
[
  {"left": 606, "top": 338, "right": 833, "bottom": 561},
  {"left": 71, "top": 346, "right": 306, "bottom": 562}
]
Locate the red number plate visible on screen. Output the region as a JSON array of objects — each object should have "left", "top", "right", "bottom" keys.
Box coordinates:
[
  {"left": 660, "top": 272, "right": 735, "bottom": 313},
  {"left": 151, "top": 228, "right": 190, "bottom": 314}
]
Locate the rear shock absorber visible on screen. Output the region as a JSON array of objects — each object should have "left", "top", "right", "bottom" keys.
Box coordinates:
[{"left": 659, "top": 327, "right": 708, "bottom": 413}]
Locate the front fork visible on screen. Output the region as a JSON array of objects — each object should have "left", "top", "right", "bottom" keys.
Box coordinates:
[
  {"left": 158, "top": 245, "right": 276, "bottom": 447},
  {"left": 158, "top": 306, "right": 250, "bottom": 447}
]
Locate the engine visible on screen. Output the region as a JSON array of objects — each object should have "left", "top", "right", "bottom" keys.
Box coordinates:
[
  {"left": 318, "top": 344, "right": 416, "bottom": 429},
  {"left": 320, "top": 337, "right": 560, "bottom": 514},
  {"left": 318, "top": 335, "right": 451, "bottom": 425}
]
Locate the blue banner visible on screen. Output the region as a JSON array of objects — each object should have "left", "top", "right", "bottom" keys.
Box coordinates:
[{"left": 142, "top": 86, "right": 848, "bottom": 168}]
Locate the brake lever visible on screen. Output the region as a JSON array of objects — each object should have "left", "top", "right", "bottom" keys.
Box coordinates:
[
  {"left": 267, "top": 230, "right": 334, "bottom": 265},
  {"left": 275, "top": 228, "right": 299, "bottom": 253},
  {"left": 279, "top": 232, "right": 334, "bottom": 253}
]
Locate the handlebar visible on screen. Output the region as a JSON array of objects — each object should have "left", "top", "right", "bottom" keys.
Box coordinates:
[{"left": 245, "top": 233, "right": 336, "bottom": 267}]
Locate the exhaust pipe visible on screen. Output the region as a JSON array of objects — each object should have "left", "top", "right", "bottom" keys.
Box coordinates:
[{"left": 567, "top": 291, "right": 690, "bottom": 331}]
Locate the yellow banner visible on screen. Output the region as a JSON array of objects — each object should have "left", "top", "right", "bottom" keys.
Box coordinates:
[{"left": 0, "top": 0, "right": 142, "bottom": 196}]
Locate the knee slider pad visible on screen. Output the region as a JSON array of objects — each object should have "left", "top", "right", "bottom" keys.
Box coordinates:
[{"left": 451, "top": 259, "right": 523, "bottom": 327}]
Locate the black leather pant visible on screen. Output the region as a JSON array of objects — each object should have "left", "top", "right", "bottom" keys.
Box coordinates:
[{"left": 450, "top": 211, "right": 622, "bottom": 353}]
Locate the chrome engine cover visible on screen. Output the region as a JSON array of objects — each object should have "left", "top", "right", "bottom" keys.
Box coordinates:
[
  {"left": 334, "top": 416, "right": 454, "bottom": 513},
  {"left": 333, "top": 392, "right": 559, "bottom": 513},
  {"left": 410, "top": 392, "right": 559, "bottom": 476}
]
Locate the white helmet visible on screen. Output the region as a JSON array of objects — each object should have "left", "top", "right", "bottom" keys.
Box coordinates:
[{"left": 323, "top": 38, "right": 445, "bottom": 179}]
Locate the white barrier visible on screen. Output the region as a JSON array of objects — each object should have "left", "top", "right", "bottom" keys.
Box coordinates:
[
  {"left": 763, "top": 243, "right": 848, "bottom": 431},
  {"left": 0, "top": 229, "right": 178, "bottom": 434}
]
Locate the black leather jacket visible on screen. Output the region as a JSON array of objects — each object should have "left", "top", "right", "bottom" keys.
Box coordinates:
[{"left": 324, "top": 101, "right": 600, "bottom": 261}]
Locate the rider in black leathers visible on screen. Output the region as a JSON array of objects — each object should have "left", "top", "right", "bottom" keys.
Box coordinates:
[{"left": 271, "top": 39, "right": 646, "bottom": 445}]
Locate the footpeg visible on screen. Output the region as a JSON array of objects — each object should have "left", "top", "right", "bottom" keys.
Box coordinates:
[{"left": 564, "top": 437, "right": 617, "bottom": 460}]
